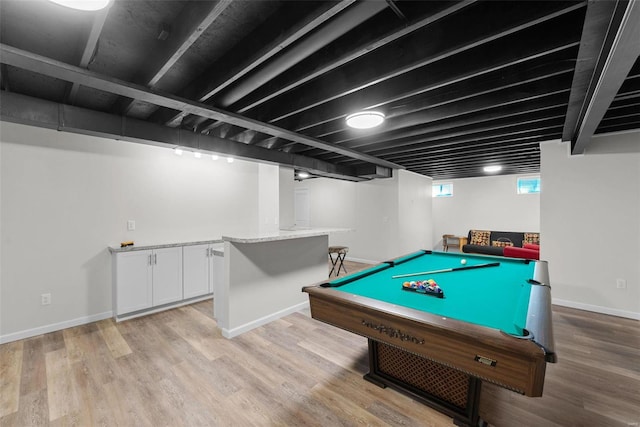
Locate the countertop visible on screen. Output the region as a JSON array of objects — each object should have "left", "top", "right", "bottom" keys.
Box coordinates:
[
  {"left": 222, "top": 227, "right": 351, "bottom": 244},
  {"left": 109, "top": 239, "right": 224, "bottom": 253},
  {"left": 108, "top": 227, "right": 351, "bottom": 253}
]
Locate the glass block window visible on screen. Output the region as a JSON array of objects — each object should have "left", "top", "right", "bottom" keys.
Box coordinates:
[
  {"left": 517, "top": 176, "right": 541, "bottom": 194},
  {"left": 432, "top": 183, "right": 453, "bottom": 197}
]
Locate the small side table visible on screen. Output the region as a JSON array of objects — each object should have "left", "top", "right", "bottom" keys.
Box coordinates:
[
  {"left": 442, "top": 235, "right": 467, "bottom": 252},
  {"left": 328, "top": 246, "right": 348, "bottom": 276}
]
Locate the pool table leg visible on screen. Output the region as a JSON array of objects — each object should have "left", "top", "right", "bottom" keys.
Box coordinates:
[{"left": 363, "top": 339, "right": 486, "bottom": 427}]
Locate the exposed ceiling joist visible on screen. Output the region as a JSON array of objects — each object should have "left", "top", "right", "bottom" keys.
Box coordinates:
[
  {"left": 0, "top": 63, "right": 9, "bottom": 91},
  {"left": 216, "top": 0, "right": 387, "bottom": 108},
  {"left": 0, "top": 91, "right": 369, "bottom": 182},
  {"left": 0, "top": 43, "right": 402, "bottom": 171},
  {"left": 260, "top": 1, "right": 586, "bottom": 127},
  {"left": 305, "top": 60, "right": 575, "bottom": 145},
  {"left": 233, "top": 1, "right": 477, "bottom": 115},
  {"left": 568, "top": 0, "right": 640, "bottom": 154},
  {"left": 66, "top": 3, "right": 111, "bottom": 104},
  {"left": 330, "top": 105, "right": 567, "bottom": 155},
  {"left": 114, "top": 0, "right": 233, "bottom": 115},
  {"left": 189, "top": 1, "right": 477, "bottom": 136},
  {"left": 158, "top": 0, "right": 368, "bottom": 127}
]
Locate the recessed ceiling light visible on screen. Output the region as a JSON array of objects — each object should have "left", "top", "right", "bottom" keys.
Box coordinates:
[
  {"left": 345, "top": 111, "right": 385, "bottom": 129},
  {"left": 298, "top": 172, "right": 310, "bottom": 179},
  {"left": 48, "top": 0, "right": 112, "bottom": 11},
  {"left": 483, "top": 165, "right": 502, "bottom": 173},
  {"left": 194, "top": 152, "right": 202, "bottom": 159},
  {"left": 226, "top": 157, "right": 234, "bottom": 163},
  {"left": 211, "top": 154, "right": 219, "bottom": 161},
  {"left": 174, "top": 148, "right": 183, "bottom": 156}
]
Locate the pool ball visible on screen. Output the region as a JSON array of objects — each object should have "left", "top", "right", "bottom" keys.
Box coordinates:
[{"left": 460, "top": 259, "right": 467, "bottom": 265}]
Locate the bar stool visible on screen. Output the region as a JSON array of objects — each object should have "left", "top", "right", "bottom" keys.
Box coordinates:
[{"left": 328, "top": 246, "right": 348, "bottom": 276}]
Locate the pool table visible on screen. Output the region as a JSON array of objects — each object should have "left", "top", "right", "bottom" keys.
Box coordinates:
[{"left": 303, "top": 250, "right": 556, "bottom": 426}]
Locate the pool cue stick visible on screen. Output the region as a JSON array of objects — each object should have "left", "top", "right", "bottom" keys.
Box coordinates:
[{"left": 391, "top": 262, "right": 500, "bottom": 279}]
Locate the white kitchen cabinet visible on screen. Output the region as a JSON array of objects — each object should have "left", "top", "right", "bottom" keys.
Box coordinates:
[
  {"left": 113, "top": 246, "right": 183, "bottom": 316},
  {"left": 183, "top": 244, "right": 214, "bottom": 299},
  {"left": 151, "top": 247, "right": 183, "bottom": 306},
  {"left": 114, "top": 249, "right": 153, "bottom": 316}
]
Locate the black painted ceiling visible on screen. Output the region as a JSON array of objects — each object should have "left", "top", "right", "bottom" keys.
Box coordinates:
[{"left": 1, "top": 0, "right": 638, "bottom": 181}]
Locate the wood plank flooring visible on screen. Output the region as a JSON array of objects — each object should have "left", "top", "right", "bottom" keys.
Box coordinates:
[{"left": 1, "top": 261, "right": 639, "bottom": 426}]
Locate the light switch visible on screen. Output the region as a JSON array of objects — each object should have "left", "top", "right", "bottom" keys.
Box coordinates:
[{"left": 127, "top": 220, "right": 136, "bottom": 231}]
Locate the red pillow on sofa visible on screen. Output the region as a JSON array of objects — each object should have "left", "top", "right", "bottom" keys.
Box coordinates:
[
  {"left": 504, "top": 246, "right": 540, "bottom": 260},
  {"left": 524, "top": 243, "right": 540, "bottom": 251}
]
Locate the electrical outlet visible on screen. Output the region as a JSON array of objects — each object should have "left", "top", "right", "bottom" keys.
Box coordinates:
[
  {"left": 41, "top": 293, "right": 51, "bottom": 305},
  {"left": 616, "top": 279, "right": 627, "bottom": 289},
  {"left": 127, "top": 220, "right": 136, "bottom": 231}
]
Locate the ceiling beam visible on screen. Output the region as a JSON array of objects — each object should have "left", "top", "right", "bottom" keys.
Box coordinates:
[
  {"left": 0, "top": 63, "right": 9, "bottom": 91},
  {"left": 256, "top": 1, "right": 585, "bottom": 126},
  {"left": 215, "top": 0, "right": 386, "bottom": 108},
  {"left": 0, "top": 91, "right": 369, "bottom": 182},
  {"left": 295, "top": 77, "right": 572, "bottom": 158},
  {"left": 193, "top": 1, "right": 477, "bottom": 138},
  {"left": 399, "top": 145, "right": 542, "bottom": 167},
  {"left": 233, "top": 1, "right": 477, "bottom": 114},
  {"left": 382, "top": 134, "right": 555, "bottom": 163},
  {"left": 0, "top": 43, "right": 402, "bottom": 171},
  {"left": 66, "top": 3, "right": 111, "bottom": 105},
  {"left": 337, "top": 132, "right": 558, "bottom": 166},
  {"left": 114, "top": 0, "right": 233, "bottom": 115},
  {"left": 417, "top": 155, "right": 541, "bottom": 171},
  {"left": 312, "top": 60, "right": 575, "bottom": 143},
  {"left": 324, "top": 113, "right": 564, "bottom": 161},
  {"left": 322, "top": 103, "right": 568, "bottom": 155},
  {"left": 569, "top": 0, "right": 640, "bottom": 154},
  {"left": 157, "top": 0, "right": 369, "bottom": 127}
]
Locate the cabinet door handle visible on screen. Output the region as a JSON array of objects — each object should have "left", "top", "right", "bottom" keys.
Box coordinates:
[
  {"left": 148, "top": 254, "right": 152, "bottom": 266},
  {"left": 153, "top": 254, "right": 157, "bottom": 265}
]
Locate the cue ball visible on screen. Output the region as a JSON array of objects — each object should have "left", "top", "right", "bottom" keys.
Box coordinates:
[{"left": 460, "top": 259, "right": 467, "bottom": 265}]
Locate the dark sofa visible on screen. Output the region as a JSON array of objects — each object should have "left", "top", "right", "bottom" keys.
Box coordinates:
[{"left": 462, "top": 230, "right": 540, "bottom": 258}]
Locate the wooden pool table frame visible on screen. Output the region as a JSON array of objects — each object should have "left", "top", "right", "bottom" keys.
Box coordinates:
[{"left": 303, "top": 251, "right": 556, "bottom": 426}]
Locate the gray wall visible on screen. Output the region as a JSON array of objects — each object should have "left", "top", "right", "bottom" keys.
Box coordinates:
[
  {"left": 540, "top": 134, "right": 640, "bottom": 318},
  {"left": 432, "top": 174, "right": 541, "bottom": 248},
  {"left": 1, "top": 122, "right": 261, "bottom": 341},
  {"left": 294, "top": 169, "right": 433, "bottom": 262}
]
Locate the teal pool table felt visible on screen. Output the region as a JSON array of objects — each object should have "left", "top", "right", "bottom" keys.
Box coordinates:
[{"left": 327, "top": 251, "right": 535, "bottom": 336}]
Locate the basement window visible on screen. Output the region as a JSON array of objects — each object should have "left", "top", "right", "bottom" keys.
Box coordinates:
[
  {"left": 432, "top": 183, "right": 453, "bottom": 197},
  {"left": 517, "top": 176, "right": 541, "bottom": 194}
]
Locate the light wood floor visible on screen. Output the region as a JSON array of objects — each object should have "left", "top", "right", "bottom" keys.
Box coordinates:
[{"left": 2, "top": 261, "right": 639, "bottom": 426}]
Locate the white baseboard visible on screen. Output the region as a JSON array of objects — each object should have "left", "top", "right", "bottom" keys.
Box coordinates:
[
  {"left": 0, "top": 311, "right": 113, "bottom": 344},
  {"left": 345, "top": 256, "right": 381, "bottom": 265},
  {"left": 221, "top": 301, "right": 310, "bottom": 339},
  {"left": 553, "top": 298, "right": 640, "bottom": 320},
  {"left": 115, "top": 295, "right": 213, "bottom": 322},
  {"left": 0, "top": 295, "right": 216, "bottom": 344}
]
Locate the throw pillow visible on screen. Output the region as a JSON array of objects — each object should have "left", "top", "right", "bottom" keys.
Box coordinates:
[
  {"left": 492, "top": 239, "right": 514, "bottom": 248},
  {"left": 469, "top": 230, "right": 490, "bottom": 246},
  {"left": 524, "top": 233, "right": 540, "bottom": 245}
]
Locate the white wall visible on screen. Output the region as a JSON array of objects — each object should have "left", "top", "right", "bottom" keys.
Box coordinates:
[
  {"left": 0, "top": 122, "right": 261, "bottom": 340},
  {"left": 279, "top": 167, "right": 295, "bottom": 229},
  {"left": 295, "top": 169, "right": 432, "bottom": 262},
  {"left": 397, "top": 170, "right": 433, "bottom": 255},
  {"left": 432, "top": 174, "right": 540, "bottom": 247},
  {"left": 258, "top": 163, "right": 279, "bottom": 234},
  {"left": 541, "top": 133, "right": 640, "bottom": 319}
]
